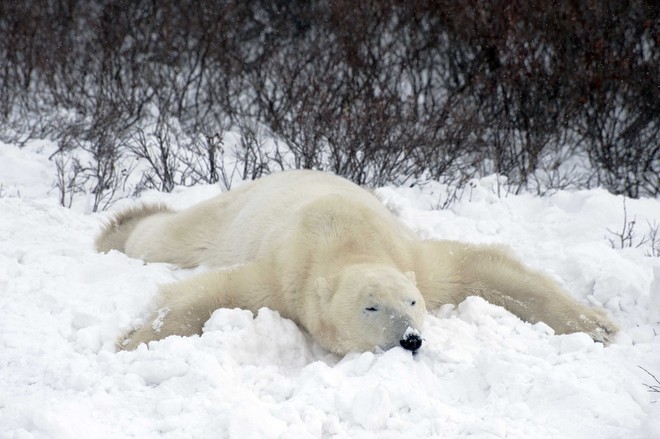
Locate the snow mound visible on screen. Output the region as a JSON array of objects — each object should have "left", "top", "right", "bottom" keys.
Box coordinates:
[{"left": 1, "top": 142, "right": 659, "bottom": 438}]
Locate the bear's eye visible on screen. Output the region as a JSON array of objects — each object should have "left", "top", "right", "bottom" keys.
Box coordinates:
[
  {"left": 364, "top": 306, "right": 378, "bottom": 312},
  {"left": 411, "top": 301, "right": 416, "bottom": 306}
]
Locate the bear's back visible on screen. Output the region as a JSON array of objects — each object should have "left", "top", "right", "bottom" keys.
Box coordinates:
[{"left": 195, "top": 170, "right": 408, "bottom": 266}]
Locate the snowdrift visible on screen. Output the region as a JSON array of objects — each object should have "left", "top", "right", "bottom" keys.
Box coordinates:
[{"left": 1, "top": 141, "right": 659, "bottom": 438}]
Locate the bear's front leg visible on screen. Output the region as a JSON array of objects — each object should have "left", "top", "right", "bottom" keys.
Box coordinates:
[{"left": 117, "top": 263, "right": 273, "bottom": 350}]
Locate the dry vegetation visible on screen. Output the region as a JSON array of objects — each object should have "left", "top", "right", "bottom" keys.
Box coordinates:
[{"left": 1, "top": 0, "right": 658, "bottom": 210}]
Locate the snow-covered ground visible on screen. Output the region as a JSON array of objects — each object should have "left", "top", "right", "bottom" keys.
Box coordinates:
[{"left": 1, "top": 140, "right": 659, "bottom": 438}]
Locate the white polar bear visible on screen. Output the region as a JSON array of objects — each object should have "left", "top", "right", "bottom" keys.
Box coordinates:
[{"left": 97, "top": 170, "right": 617, "bottom": 354}]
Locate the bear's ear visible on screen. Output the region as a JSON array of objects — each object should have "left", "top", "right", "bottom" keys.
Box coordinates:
[{"left": 404, "top": 271, "right": 417, "bottom": 286}]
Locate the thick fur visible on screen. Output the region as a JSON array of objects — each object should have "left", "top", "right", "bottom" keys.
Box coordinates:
[
  {"left": 98, "top": 170, "right": 617, "bottom": 353},
  {"left": 96, "top": 204, "right": 173, "bottom": 254}
]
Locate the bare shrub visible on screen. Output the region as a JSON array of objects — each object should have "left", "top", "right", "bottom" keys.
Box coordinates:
[
  {"left": 1, "top": 0, "right": 658, "bottom": 204},
  {"left": 53, "top": 125, "right": 134, "bottom": 212},
  {"left": 178, "top": 132, "right": 225, "bottom": 187},
  {"left": 639, "top": 365, "right": 660, "bottom": 401},
  {"left": 129, "top": 120, "right": 179, "bottom": 194},
  {"left": 234, "top": 119, "right": 273, "bottom": 183},
  {"left": 606, "top": 198, "right": 660, "bottom": 257},
  {"left": 53, "top": 151, "right": 86, "bottom": 209}
]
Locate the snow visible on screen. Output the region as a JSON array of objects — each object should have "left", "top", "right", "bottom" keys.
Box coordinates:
[
  {"left": 403, "top": 327, "right": 420, "bottom": 339},
  {"left": 1, "top": 141, "right": 659, "bottom": 438}
]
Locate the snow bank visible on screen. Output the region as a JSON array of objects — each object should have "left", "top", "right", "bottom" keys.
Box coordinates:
[{"left": 1, "top": 142, "right": 659, "bottom": 438}]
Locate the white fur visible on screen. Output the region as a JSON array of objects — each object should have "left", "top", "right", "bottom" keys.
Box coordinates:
[{"left": 98, "top": 170, "right": 617, "bottom": 353}]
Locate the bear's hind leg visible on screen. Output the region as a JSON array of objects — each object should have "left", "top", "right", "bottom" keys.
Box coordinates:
[
  {"left": 467, "top": 247, "right": 618, "bottom": 344},
  {"left": 418, "top": 241, "right": 618, "bottom": 344}
]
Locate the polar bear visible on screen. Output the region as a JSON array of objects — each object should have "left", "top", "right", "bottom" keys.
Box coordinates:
[{"left": 98, "top": 170, "right": 617, "bottom": 354}]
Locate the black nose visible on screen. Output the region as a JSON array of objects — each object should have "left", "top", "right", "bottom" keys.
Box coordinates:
[{"left": 400, "top": 333, "right": 422, "bottom": 351}]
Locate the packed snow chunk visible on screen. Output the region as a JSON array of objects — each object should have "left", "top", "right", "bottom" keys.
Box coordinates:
[
  {"left": 457, "top": 296, "right": 515, "bottom": 323},
  {"left": 403, "top": 326, "right": 421, "bottom": 339},
  {"left": 554, "top": 332, "right": 596, "bottom": 354},
  {"left": 639, "top": 403, "right": 660, "bottom": 438},
  {"left": 649, "top": 265, "right": 660, "bottom": 323},
  {"left": 351, "top": 351, "right": 376, "bottom": 376},
  {"left": 73, "top": 325, "right": 105, "bottom": 352},
  {"left": 127, "top": 358, "right": 190, "bottom": 386},
  {"left": 455, "top": 295, "right": 526, "bottom": 342},
  {"left": 203, "top": 307, "right": 312, "bottom": 367},
  {"left": 335, "top": 351, "right": 379, "bottom": 377},
  {"left": 627, "top": 324, "right": 657, "bottom": 344},
  {"left": 252, "top": 307, "right": 313, "bottom": 366},
  {"left": 227, "top": 402, "right": 287, "bottom": 439},
  {"left": 29, "top": 400, "right": 110, "bottom": 439},
  {"left": 156, "top": 397, "right": 183, "bottom": 417},
  {"left": 204, "top": 307, "right": 255, "bottom": 332},
  {"left": 352, "top": 384, "right": 392, "bottom": 430}
]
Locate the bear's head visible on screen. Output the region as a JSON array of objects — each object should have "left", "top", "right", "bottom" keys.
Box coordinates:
[{"left": 323, "top": 263, "right": 426, "bottom": 354}]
